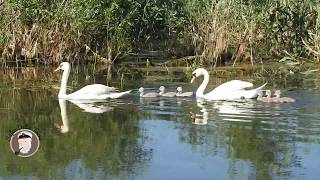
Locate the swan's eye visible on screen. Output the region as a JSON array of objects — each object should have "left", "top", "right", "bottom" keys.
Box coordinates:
[{"left": 192, "top": 73, "right": 196, "bottom": 77}]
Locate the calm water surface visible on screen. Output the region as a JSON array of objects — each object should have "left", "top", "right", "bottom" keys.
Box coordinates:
[{"left": 0, "top": 66, "right": 319, "bottom": 180}]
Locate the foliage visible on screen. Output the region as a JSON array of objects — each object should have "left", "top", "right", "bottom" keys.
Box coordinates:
[
  {"left": 0, "top": 0, "right": 319, "bottom": 65},
  {"left": 184, "top": 0, "right": 319, "bottom": 66}
]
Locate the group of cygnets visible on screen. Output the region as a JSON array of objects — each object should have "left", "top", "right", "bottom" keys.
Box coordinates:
[
  {"left": 139, "top": 86, "right": 194, "bottom": 98},
  {"left": 139, "top": 86, "right": 296, "bottom": 103},
  {"left": 257, "top": 90, "right": 295, "bottom": 103}
]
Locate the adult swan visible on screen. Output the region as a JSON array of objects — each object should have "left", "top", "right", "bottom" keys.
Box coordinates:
[
  {"left": 191, "top": 68, "right": 266, "bottom": 100},
  {"left": 55, "top": 62, "right": 131, "bottom": 100}
]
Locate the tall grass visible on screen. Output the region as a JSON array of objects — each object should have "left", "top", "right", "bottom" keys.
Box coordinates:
[
  {"left": 0, "top": 0, "right": 319, "bottom": 66},
  {"left": 184, "top": 0, "right": 319, "bottom": 66}
]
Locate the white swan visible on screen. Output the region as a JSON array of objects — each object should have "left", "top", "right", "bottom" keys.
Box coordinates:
[
  {"left": 55, "top": 62, "right": 131, "bottom": 99},
  {"left": 159, "top": 86, "right": 176, "bottom": 97},
  {"left": 190, "top": 68, "right": 267, "bottom": 100}
]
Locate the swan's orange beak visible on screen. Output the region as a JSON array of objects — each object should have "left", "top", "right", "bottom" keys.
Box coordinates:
[
  {"left": 190, "top": 74, "right": 196, "bottom": 83},
  {"left": 54, "top": 67, "right": 61, "bottom": 72}
]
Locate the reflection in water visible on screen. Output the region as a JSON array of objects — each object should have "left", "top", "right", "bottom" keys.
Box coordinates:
[
  {"left": 55, "top": 99, "right": 115, "bottom": 133},
  {"left": 190, "top": 98, "right": 208, "bottom": 125},
  {"left": 0, "top": 87, "right": 152, "bottom": 179},
  {"left": 139, "top": 96, "right": 158, "bottom": 105},
  {"left": 212, "top": 99, "right": 257, "bottom": 123},
  {"left": 54, "top": 99, "right": 131, "bottom": 133},
  {"left": 55, "top": 99, "right": 69, "bottom": 133},
  {"left": 178, "top": 96, "right": 311, "bottom": 179},
  {"left": 0, "top": 66, "right": 320, "bottom": 179},
  {"left": 191, "top": 98, "right": 257, "bottom": 126},
  {"left": 69, "top": 99, "right": 114, "bottom": 114}
]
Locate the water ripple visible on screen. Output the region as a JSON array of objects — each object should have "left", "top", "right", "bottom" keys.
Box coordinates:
[{"left": 136, "top": 93, "right": 320, "bottom": 144}]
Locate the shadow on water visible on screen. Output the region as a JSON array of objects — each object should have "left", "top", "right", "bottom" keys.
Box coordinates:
[{"left": 0, "top": 65, "right": 319, "bottom": 179}]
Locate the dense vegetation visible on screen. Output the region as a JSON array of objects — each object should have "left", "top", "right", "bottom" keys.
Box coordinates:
[{"left": 0, "top": 0, "right": 319, "bottom": 66}]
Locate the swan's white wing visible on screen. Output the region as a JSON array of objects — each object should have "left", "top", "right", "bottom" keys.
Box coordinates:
[
  {"left": 101, "top": 90, "right": 131, "bottom": 99},
  {"left": 69, "top": 84, "right": 117, "bottom": 97},
  {"left": 213, "top": 80, "right": 253, "bottom": 92},
  {"left": 204, "top": 82, "right": 267, "bottom": 100},
  {"left": 205, "top": 80, "right": 253, "bottom": 96},
  {"left": 201, "top": 80, "right": 253, "bottom": 100},
  {"left": 234, "top": 83, "right": 267, "bottom": 99}
]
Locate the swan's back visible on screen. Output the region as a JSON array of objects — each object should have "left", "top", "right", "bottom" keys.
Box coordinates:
[
  {"left": 160, "top": 92, "right": 176, "bottom": 97},
  {"left": 211, "top": 80, "right": 253, "bottom": 92},
  {"left": 141, "top": 92, "right": 160, "bottom": 98},
  {"left": 274, "top": 90, "right": 295, "bottom": 103},
  {"left": 159, "top": 86, "right": 176, "bottom": 97},
  {"left": 206, "top": 81, "right": 265, "bottom": 100},
  {"left": 176, "top": 87, "right": 194, "bottom": 97},
  {"left": 69, "top": 84, "right": 116, "bottom": 97},
  {"left": 258, "top": 97, "right": 273, "bottom": 102},
  {"left": 177, "top": 92, "right": 194, "bottom": 97}
]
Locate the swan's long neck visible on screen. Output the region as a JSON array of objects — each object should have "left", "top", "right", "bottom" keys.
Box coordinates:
[
  {"left": 196, "top": 70, "right": 210, "bottom": 97},
  {"left": 59, "top": 67, "right": 70, "bottom": 98}
]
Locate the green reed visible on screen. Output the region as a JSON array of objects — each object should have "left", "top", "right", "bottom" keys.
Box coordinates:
[{"left": 0, "top": 0, "right": 319, "bottom": 67}]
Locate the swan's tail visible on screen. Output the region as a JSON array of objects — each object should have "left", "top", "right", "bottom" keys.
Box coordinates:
[
  {"left": 106, "top": 90, "right": 132, "bottom": 99},
  {"left": 242, "top": 83, "right": 267, "bottom": 99}
]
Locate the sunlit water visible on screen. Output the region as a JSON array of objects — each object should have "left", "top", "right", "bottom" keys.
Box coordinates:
[{"left": 0, "top": 66, "right": 319, "bottom": 179}]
